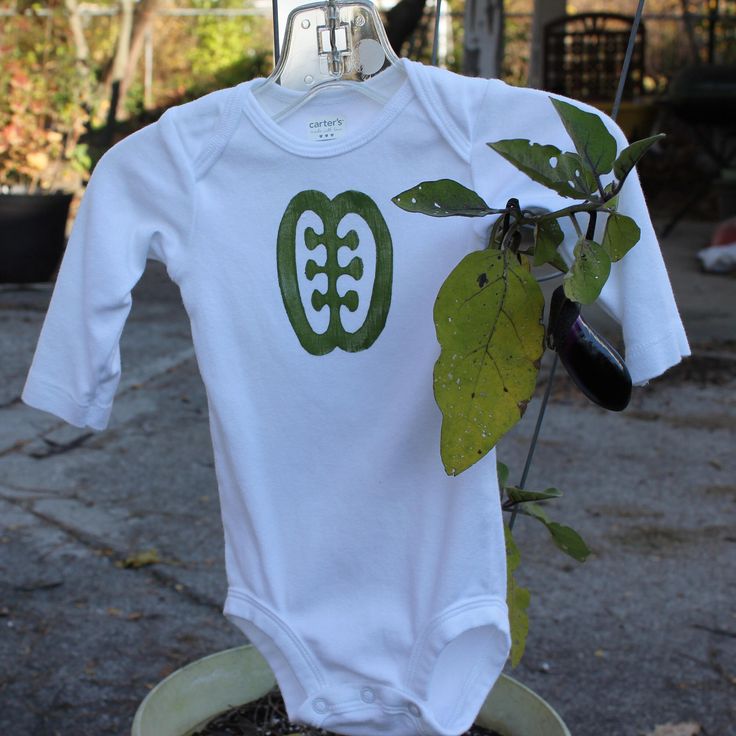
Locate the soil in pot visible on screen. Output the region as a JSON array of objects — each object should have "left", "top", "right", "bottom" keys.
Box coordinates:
[{"left": 191, "top": 688, "right": 502, "bottom": 736}]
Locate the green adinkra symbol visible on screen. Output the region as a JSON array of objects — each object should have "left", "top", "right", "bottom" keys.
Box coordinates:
[{"left": 277, "top": 189, "right": 393, "bottom": 355}]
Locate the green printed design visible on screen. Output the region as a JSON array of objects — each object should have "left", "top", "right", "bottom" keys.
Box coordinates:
[{"left": 277, "top": 190, "right": 393, "bottom": 355}]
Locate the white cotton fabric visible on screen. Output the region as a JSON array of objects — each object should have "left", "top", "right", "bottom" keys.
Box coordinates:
[{"left": 22, "top": 58, "right": 689, "bottom": 736}]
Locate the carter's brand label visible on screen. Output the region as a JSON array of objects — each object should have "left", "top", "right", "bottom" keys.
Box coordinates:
[{"left": 307, "top": 115, "right": 347, "bottom": 141}]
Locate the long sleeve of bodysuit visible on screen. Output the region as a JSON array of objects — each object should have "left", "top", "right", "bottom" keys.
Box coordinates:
[
  {"left": 466, "top": 79, "right": 691, "bottom": 386},
  {"left": 21, "top": 107, "right": 195, "bottom": 430}
]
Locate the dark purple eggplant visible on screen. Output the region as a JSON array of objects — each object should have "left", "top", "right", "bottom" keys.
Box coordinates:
[{"left": 547, "top": 285, "right": 632, "bottom": 411}]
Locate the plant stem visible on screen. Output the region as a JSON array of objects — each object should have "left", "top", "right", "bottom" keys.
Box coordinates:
[
  {"left": 487, "top": 216, "right": 502, "bottom": 249},
  {"left": 585, "top": 211, "right": 598, "bottom": 241},
  {"left": 595, "top": 171, "right": 606, "bottom": 199},
  {"left": 500, "top": 223, "right": 521, "bottom": 252},
  {"left": 569, "top": 214, "right": 583, "bottom": 238},
  {"left": 537, "top": 200, "right": 614, "bottom": 223}
]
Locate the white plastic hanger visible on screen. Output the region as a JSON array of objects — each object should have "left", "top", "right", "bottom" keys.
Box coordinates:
[{"left": 253, "top": 0, "right": 406, "bottom": 123}]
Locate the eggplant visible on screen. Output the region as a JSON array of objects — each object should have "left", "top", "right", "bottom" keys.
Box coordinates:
[{"left": 547, "top": 286, "right": 632, "bottom": 411}]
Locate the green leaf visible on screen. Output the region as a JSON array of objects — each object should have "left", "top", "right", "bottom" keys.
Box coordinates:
[
  {"left": 391, "top": 179, "right": 500, "bottom": 217},
  {"left": 506, "top": 486, "right": 563, "bottom": 504},
  {"left": 505, "top": 523, "right": 530, "bottom": 667},
  {"left": 602, "top": 181, "right": 620, "bottom": 210},
  {"left": 550, "top": 97, "right": 618, "bottom": 176},
  {"left": 555, "top": 152, "right": 598, "bottom": 197},
  {"left": 488, "top": 140, "right": 591, "bottom": 199},
  {"left": 519, "top": 503, "right": 591, "bottom": 562},
  {"left": 533, "top": 218, "right": 568, "bottom": 272},
  {"left": 519, "top": 500, "right": 550, "bottom": 523},
  {"left": 546, "top": 521, "right": 591, "bottom": 561},
  {"left": 497, "top": 461, "right": 510, "bottom": 487},
  {"left": 434, "top": 249, "right": 546, "bottom": 475},
  {"left": 601, "top": 213, "right": 640, "bottom": 262},
  {"left": 562, "top": 238, "right": 611, "bottom": 304},
  {"left": 613, "top": 133, "right": 666, "bottom": 182}
]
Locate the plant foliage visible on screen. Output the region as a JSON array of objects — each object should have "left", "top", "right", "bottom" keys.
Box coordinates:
[{"left": 393, "top": 98, "right": 664, "bottom": 665}]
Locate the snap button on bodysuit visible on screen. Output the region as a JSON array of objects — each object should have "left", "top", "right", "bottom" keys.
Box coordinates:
[
  {"left": 312, "top": 697, "right": 329, "bottom": 713},
  {"left": 360, "top": 687, "right": 376, "bottom": 703}
]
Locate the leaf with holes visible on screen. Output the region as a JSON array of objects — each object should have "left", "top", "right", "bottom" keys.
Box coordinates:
[
  {"left": 488, "top": 140, "right": 592, "bottom": 199},
  {"left": 505, "top": 522, "right": 530, "bottom": 667},
  {"left": 433, "top": 248, "right": 545, "bottom": 476},
  {"left": 555, "top": 151, "right": 598, "bottom": 197},
  {"left": 563, "top": 238, "right": 611, "bottom": 304},
  {"left": 392, "top": 179, "right": 502, "bottom": 217},
  {"left": 550, "top": 97, "right": 618, "bottom": 175}
]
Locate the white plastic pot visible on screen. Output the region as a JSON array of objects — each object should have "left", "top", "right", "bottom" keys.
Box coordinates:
[{"left": 132, "top": 644, "right": 571, "bottom": 736}]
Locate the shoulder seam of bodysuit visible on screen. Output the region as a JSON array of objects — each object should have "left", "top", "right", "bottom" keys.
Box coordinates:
[
  {"left": 470, "top": 77, "right": 495, "bottom": 154},
  {"left": 192, "top": 84, "right": 248, "bottom": 179},
  {"left": 408, "top": 62, "right": 471, "bottom": 163},
  {"left": 468, "top": 77, "right": 495, "bottom": 205},
  {"left": 466, "top": 77, "right": 497, "bottom": 243}
]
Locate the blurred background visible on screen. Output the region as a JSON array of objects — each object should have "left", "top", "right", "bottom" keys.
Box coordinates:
[{"left": 2, "top": 0, "right": 735, "bottom": 246}]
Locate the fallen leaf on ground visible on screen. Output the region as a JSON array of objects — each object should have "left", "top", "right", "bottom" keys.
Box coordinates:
[
  {"left": 116, "top": 548, "right": 160, "bottom": 568},
  {"left": 643, "top": 722, "right": 701, "bottom": 736}
]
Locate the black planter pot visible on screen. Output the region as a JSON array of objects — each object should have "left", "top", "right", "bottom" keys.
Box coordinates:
[{"left": 0, "top": 190, "right": 73, "bottom": 283}]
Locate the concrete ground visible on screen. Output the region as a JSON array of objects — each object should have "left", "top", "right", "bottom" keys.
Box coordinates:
[{"left": 0, "top": 218, "right": 734, "bottom": 736}]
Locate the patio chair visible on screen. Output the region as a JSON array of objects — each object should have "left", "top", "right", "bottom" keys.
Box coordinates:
[
  {"left": 541, "top": 12, "right": 653, "bottom": 138},
  {"left": 542, "top": 12, "right": 646, "bottom": 102}
]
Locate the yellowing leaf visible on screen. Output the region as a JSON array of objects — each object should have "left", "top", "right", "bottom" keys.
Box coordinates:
[
  {"left": 505, "top": 523, "right": 530, "bottom": 667},
  {"left": 116, "top": 548, "right": 160, "bottom": 569},
  {"left": 497, "top": 461, "right": 510, "bottom": 488},
  {"left": 433, "top": 249, "right": 545, "bottom": 475},
  {"left": 644, "top": 722, "right": 701, "bottom": 736}
]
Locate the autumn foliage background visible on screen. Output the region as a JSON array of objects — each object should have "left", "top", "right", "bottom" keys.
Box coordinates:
[{"left": 0, "top": 0, "right": 733, "bottom": 198}]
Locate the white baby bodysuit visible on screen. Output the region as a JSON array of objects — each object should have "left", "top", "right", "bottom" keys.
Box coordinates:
[{"left": 22, "top": 58, "right": 690, "bottom": 736}]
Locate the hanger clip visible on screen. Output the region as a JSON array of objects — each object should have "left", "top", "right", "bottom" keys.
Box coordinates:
[{"left": 318, "top": 0, "right": 353, "bottom": 77}]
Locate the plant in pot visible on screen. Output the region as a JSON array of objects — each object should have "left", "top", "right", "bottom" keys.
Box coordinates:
[
  {"left": 131, "top": 100, "right": 666, "bottom": 736},
  {"left": 0, "top": 3, "right": 94, "bottom": 284}
]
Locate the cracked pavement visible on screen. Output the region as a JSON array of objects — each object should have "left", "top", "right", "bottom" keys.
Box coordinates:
[{"left": 1, "top": 219, "right": 734, "bottom": 736}]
